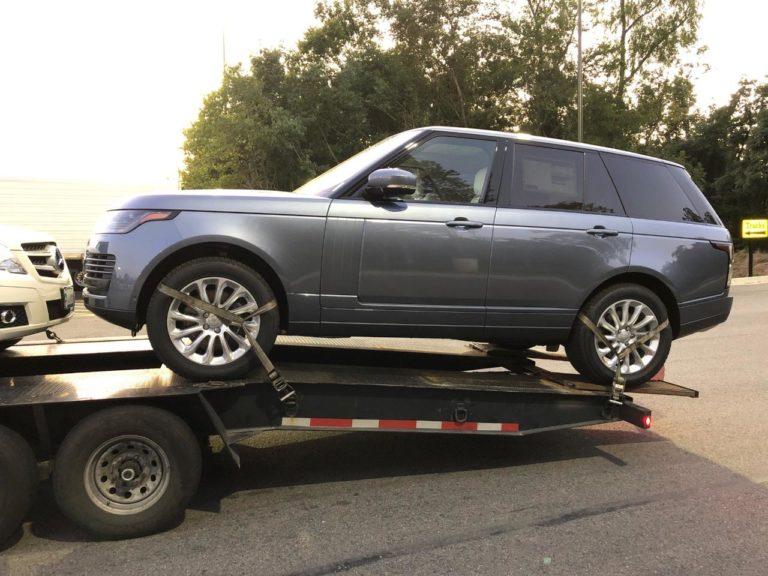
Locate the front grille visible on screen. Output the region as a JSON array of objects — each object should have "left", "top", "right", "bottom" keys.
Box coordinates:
[
  {"left": 83, "top": 253, "right": 116, "bottom": 295},
  {"left": 0, "top": 305, "right": 28, "bottom": 328},
  {"left": 47, "top": 299, "right": 70, "bottom": 320},
  {"left": 22, "top": 242, "right": 65, "bottom": 278}
]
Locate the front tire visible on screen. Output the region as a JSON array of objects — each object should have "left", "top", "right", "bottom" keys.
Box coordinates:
[
  {"left": 146, "top": 257, "right": 279, "bottom": 381},
  {"left": 53, "top": 405, "right": 201, "bottom": 539},
  {"left": 566, "top": 284, "right": 672, "bottom": 386}
]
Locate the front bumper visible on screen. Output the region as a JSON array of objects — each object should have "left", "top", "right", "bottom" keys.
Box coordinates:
[
  {"left": 1, "top": 277, "right": 74, "bottom": 341},
  {"left": 82, "top": 290, "right": 137, "bottom": 329}
]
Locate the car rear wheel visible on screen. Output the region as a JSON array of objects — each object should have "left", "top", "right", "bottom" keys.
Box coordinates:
[
  {"left": 566, "top": 284, "right": 672, "bottom": 386},
  {"left": 146, "top": 257, "right": 279, "bottom": 381}
]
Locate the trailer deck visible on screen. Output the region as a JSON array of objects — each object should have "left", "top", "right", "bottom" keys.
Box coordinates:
[{"left": 0, "top": 337, "right": 698, "bottom": 542}]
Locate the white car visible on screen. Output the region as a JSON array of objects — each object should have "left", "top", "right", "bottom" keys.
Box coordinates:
[{"left": 0, "top": 225, "right": 75, "bottom": 351}]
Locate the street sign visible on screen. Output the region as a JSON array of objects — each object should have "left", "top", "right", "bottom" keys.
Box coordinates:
[{"left": 741, "top": 219, "right": 768, "bottom": 239}]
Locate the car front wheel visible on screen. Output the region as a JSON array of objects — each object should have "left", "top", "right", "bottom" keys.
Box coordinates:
[
  {"left": 566, "top": 284, "right": 672, "bottom": 386},
  {"left": 146, "top": 257, "right": 279, "bottom": 381}
]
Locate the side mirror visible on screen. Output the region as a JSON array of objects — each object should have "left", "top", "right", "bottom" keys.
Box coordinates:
[{"left": 365, "top": 168, "right": 417, "bottom": 199}]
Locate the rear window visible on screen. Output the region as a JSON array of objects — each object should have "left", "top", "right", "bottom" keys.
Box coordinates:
[
  {"left": 668, "top": 166, "right": 720, "bottom": 225},
  {"left": 512, "top": 145, "right": 583, "bottom": 210},
  {"left": 601, "top": 154, "right": 704, "bottom": 223},
  {"left": 585, "top": 153, "right": 625, "bottom": 215}
]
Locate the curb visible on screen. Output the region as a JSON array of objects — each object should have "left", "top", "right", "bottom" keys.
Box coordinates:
[{"left": 732, "top": 275, "right": 768, "bottom": 286}]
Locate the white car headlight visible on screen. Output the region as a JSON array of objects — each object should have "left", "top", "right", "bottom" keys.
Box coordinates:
[{"left": 0, "top": 244, "right": 26, "bottom": 274}]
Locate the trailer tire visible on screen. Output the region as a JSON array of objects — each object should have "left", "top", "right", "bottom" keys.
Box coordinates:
[
  {"left": 53, "top": 405, "right": 201, "bottom": 540},
  {"left": 0, "top": 425, "right": 38, "bottom": 545}
]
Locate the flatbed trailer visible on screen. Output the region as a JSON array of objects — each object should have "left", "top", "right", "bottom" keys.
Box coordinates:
[{"left": 0, "top": 337, "right": 697, "bottom": 543}]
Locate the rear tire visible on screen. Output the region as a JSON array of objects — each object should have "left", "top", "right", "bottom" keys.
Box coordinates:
[
  {"left": 0, "top": 425, "right": 38, "bottom": 545},
  {"left": 146, "top": 257, "right": 279, "bottom": 381},
  {"left": 53, "top": 405, "right": 201, "bottom": 540},
  {"left": 566, "top": 284, "right": 672, "bottom": 386}
]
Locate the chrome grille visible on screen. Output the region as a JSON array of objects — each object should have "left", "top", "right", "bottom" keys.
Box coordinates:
[
  {"left": 22, "top": 242, "right": 65, "bottom": 278},
  {"left": 83, "top": 253, "right": 116, "bottom": 294}
]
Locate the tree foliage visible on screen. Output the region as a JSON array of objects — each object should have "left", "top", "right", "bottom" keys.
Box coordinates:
[{"left": 180, "top": 0, "right": 768, "bottom": 238}]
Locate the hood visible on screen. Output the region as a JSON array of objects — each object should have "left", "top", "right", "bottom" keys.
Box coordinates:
[
  {"left": 0, "top": 224, "right": 55, "bottom": 250},
  {"left": 114, "top": 189, "right": 332, "bottom": 218}
]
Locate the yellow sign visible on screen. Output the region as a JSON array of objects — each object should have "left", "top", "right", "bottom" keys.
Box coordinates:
[{"left": 742, "top": 219, "right": 768, "bottom": 239}]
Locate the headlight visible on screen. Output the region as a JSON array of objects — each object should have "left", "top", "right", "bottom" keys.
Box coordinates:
[
  {"left": 93, "top": 210, "right": 178, "bottom": 234},
  {"left": 0, "top": 244, "right": 26, "bottom": 274}
]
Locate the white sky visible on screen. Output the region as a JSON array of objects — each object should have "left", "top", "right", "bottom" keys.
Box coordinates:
[{"left": 0, "top": 0, "right": 766, "bottom": 186}]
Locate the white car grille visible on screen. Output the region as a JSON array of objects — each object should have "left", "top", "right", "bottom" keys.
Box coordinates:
[{"left": 21, "top": 242, "right": 67, "bottom": 278}]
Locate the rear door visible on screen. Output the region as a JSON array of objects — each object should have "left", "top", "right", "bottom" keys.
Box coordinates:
[
  {"left": 486, "top": 143, "right": 633, "bottom": 343},
  {"left": 321, "top": 134, "right": 502, "bottom": 337}
]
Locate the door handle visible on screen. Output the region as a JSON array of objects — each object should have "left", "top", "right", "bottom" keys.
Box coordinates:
[
  {"left": 586, "top": 226, "right": 619, "bottom": 238},
  {"left": 446, "top": 218, "right": 483, "bottom": 229}
]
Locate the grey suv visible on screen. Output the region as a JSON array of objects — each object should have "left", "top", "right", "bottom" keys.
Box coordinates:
[{"left": 83, "top": 127, "right": 733, "bottom": 384}]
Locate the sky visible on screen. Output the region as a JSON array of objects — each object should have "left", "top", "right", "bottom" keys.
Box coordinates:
[{"left": 0, "top": 0, "right": 766, "bottom": 186}]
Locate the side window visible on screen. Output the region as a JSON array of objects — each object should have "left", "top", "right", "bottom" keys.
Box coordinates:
[
  {"left": 601, "top": 154, "right": 704, "bottom": 223},
  {"left": 390, "top": 136, "right": 496, "bottom": 204},
  {"left": 585, "top": 153, "right": 625, "bottom": 215},
  {"left": 512, "top": 145, "right": 583, "bottom": 211},
  {"left": 668, "top": 166, "right": 720, "bottom": 225}
]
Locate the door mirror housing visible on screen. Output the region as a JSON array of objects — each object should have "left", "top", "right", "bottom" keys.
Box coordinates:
[{"left": 365, "top": 168, "right": 417, "bottom": 200}]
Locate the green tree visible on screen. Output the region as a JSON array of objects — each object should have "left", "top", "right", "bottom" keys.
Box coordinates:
[
  {"left": 676, "top": 80, "right": 768, "bottom": 237},
  {"left": 181, "top": 0, "right": 705, "bottom": 191},
  {"left": 181, "top": 66, "right": 309, "bottom": 191}
]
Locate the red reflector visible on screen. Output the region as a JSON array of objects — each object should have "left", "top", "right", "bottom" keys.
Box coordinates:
[{"left": 643, "top": 415, "right": 652, "bottom": 429}]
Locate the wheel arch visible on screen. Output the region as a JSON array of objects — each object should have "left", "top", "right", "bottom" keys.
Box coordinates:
[
  {"left": 578, "top": 272, "right": 681, "bottom": 338},
  {"left": 135, "top": 242, "right": 289, "bottom": 331}
]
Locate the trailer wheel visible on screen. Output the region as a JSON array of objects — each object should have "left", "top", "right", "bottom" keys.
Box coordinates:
[
  {"left": 53, "top": 405, "right": 201, "bottom": 539},
  {"left": 0, "top": 425, "right": 38, "bottom": 545}
]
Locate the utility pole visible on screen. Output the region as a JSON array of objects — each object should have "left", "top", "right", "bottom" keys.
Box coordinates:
[
  {"left": 577, "top": 0, "right": 583, "bottom": 142},
  {"left": 222, "top": 31, "right": 227, "bottom": 73}
]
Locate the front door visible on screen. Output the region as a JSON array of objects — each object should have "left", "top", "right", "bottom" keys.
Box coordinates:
[{"left": 321, "top": 134, "right": 501, "bottom": 338}]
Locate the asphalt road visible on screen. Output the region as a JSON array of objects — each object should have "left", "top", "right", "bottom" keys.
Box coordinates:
[{"left": 2, "top": 284, "right": 767, "bottom": 576}]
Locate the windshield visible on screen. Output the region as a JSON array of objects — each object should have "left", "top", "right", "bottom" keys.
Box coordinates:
[{"left": 294, "top": 129, "right": 423, "bottom": 197}]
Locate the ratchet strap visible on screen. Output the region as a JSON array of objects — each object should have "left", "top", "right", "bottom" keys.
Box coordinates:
[
  {"left": 158, "top": 283, "right": 297, "bottom": 416},
  {"left": 577, "top": 313, "right": 669, "bottom": 405}
]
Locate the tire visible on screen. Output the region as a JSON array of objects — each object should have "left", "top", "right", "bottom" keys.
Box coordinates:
[
  {"left": 566, "top": 283, "right": 672, "bottom": 386},
  {"left": 146, "top": 257, "right": 280, "bottom": 381},
  {"left": 0, "top": 425, "right": 38, "bottom": 545},
  {"left": 53, "top": 405, "right": 201, "bottom": 540},
  {"left": 0, "top": 339, "right": 22, "bottom": 352}
]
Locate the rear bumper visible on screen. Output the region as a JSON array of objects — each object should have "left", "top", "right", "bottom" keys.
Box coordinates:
[{"left": 677, "top": 294, "right": 733, "bottom": 338}]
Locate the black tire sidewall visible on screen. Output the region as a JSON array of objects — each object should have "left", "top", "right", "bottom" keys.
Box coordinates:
[
  {"left": 53, "top": 405, "right": 201, "bottom": 540},
  {"left": 567, "top": 284, "right": 672, "bottom": 386},
  {"left": 147, "top": 258, "right": 279, "bottom": 381},
  {"left": 0, "top": 339, "right": 22, "bottom": 352},
  {"left": 0, "top": 425, "right": 38, "bottom": 545}
]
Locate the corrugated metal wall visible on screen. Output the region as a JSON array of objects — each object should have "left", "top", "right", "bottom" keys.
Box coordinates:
[{"left": 0, "top": 179, "right": 170, "bottom": 257}]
